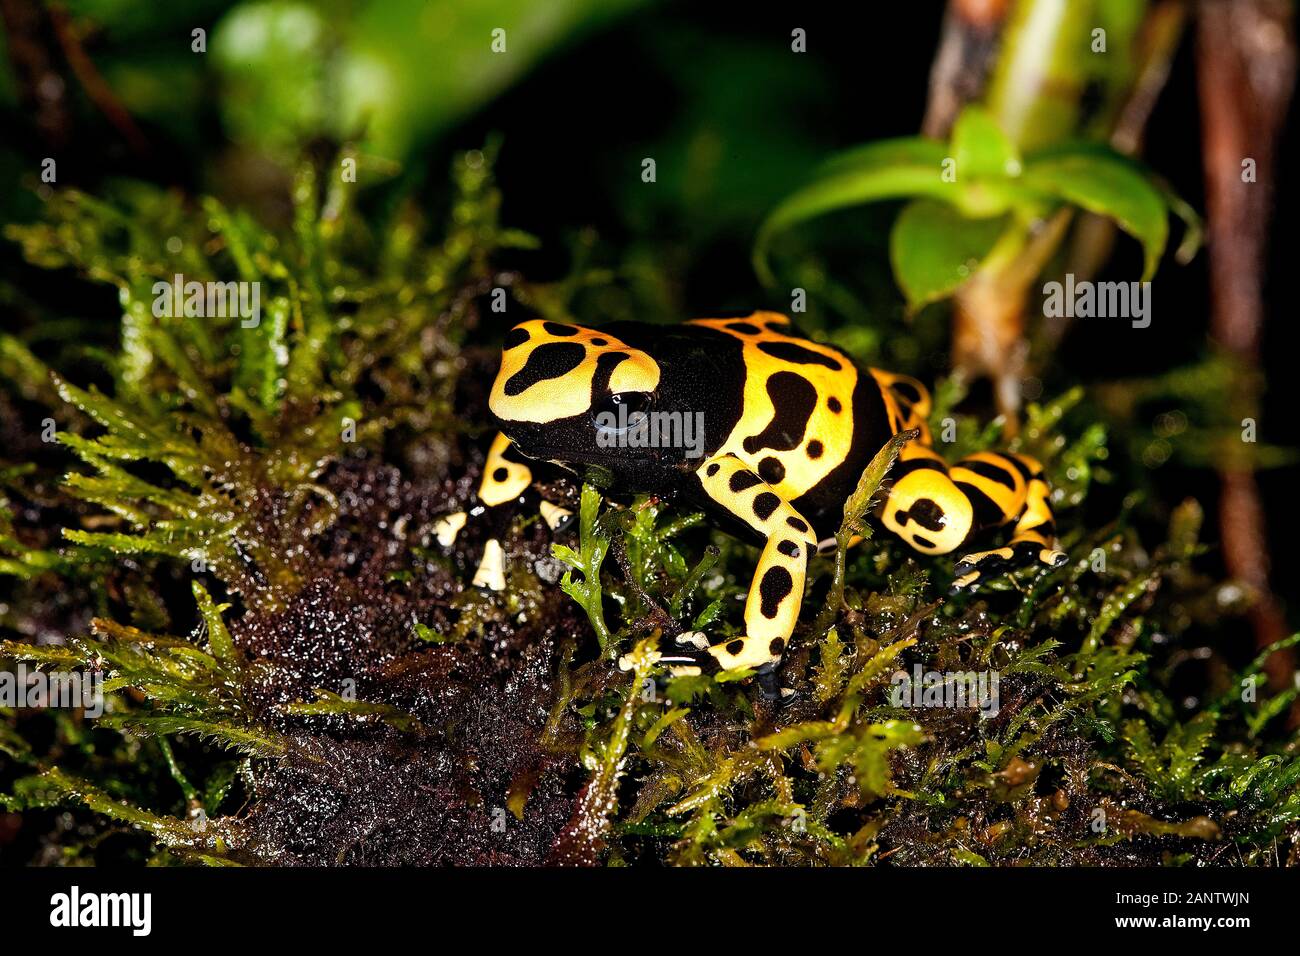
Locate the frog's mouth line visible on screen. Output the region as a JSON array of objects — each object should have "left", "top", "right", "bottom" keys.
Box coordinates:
[
  {"left": 502, "top": 434, "right": 701, "bottom": 479},
  {"left": 511, "top": 443, "right": 674, "bottom": 465},
  {"left": 504, "top": 407, "right": 708, "bottom": 466}
]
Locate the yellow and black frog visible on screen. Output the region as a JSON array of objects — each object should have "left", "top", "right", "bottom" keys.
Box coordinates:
[{"left": 435, "top": 311, "right": 1066, "bottom": 681}]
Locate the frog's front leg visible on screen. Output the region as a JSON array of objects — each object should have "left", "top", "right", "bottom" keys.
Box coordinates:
[
  {"left": 432, "top": 432, "right": 573, "bottom": 590},
  {"left": 658, "top": 454, "right": 818, "bottom": 676}
]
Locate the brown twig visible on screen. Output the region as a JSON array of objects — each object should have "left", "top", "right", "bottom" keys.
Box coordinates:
[
  {"left": 48, "top": 3, "right": 151, "bottom": 158},
  {"left": 1047, "top": 1, "right": 1189, "bottom": 350},
  {"left": 0, "top": 0, "right": 72, "bottom": 148},
  {"left": 922, "top": 0, "right": 1013, "bottom": 139},
  {"left": 1112, "top": 0, "right": 1189, "bottom": 155},
  {"left": 1195, "top": 0, "right": 1296, "bottom": 697}
]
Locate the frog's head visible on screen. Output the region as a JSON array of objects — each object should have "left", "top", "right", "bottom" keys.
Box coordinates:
[{"left": 489, "top": 319, "right": 669, "bottom": 467}]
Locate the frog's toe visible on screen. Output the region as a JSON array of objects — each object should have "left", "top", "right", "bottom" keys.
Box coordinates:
[
  {"left": 652, "top": 631, "right": 715, "bottom": 675},
  {"left": 1013, "top": 540, "right": 1068, "bottom": 571},
  {"left": 952, "top": 547, "right": 1015, "bottom": 589},
  {"left": 470, "top": 538, "right": 508, "bottom": 591},
  {"left": 617, "top": 631, "right": 710, "bottom": 675},
  {"left": 618, "top": 646, "right": 663, "bottom": 671},
  {"left": 953, "top": 542, "right": 1068, "bottom": 590},
  {"left": 674, "top": 630, "right": 711, "bottom": 651},
  {"left": 627, "top": 631, "right": 790, "bottom": 679},
  {"left": 539, "top": 500, "right": 575, "bottom": 534},
  {"left": 431, "top": 511, "right": 468, "bottom": 548},
  {"left": 1042, "top": 548, "right": 1069, "bottom": 569}
]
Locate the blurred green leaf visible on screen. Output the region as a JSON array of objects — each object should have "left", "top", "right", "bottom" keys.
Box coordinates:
[
  {"left": 952, "top": 106, "right": 1021, "bottom": 180},
  {"left": 890, "top": 200, "right": 1008, "bottom": 311},
  {"left": 1021, "top": 147, "right": 1170, "bottom": 280},
  {"left": 757, "top": 105, "right": 1188, "bottom": 294},
  {"left": 753, "top": 137, "right": 950, "bottom": 284},
  {"left": 211, "top": 0, "right": 647, "bottom": 160}
]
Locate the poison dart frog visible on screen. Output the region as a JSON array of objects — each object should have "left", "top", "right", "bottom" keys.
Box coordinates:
[{"left": 435, "top": 312, "right": 1067, "bottom": 680}]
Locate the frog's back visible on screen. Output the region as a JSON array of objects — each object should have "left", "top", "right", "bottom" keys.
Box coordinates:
[{"left": 611, "top": 312, "right": 908, "bottom": 535}]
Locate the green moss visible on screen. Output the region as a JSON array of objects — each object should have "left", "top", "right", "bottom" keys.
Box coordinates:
[{"left": 0, "top": 146, "right": 1296, "bottom": 867}]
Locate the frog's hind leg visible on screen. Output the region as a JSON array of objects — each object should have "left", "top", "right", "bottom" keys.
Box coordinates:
[
  {"left": 874, "top": 372, "right": 982, "bottom": 558},
  {"left": 879, "top": 441, "right": 975, "bottom": 557},
  {"left": 871, "top": 369, "right": 933, "bottom": 444},
  {"left": 880, "top": 440, "right": 1066, "bottom": 586},
  {"left": 951, "top": 453, "right": 1067, "bottom": 588}
]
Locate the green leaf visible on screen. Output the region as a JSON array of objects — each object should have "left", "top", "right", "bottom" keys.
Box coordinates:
[
  {"left": 1123, "top": 713, "right": 1218, "bottom": 801},
  {"left": 890, "top": 200, "right": 1009, "bottom": 310},
  {"left": 1247, "top": 688, "right": 1298, "bottom": 738},
  {"left": 97, "top": 714, "right": 288, "bottom": 758},
  {"left": 1083, "top": 572, "right": 1157, "bottom": 654},
  {"left": 192, "top": 581, "right": 239, "bottom": 666},
  {"left": 811, "top": 136, "right": 952, "bottom": 179},
  {"left": 19, "top": 768, "right": 204, "bottom": 848},
  {"left": 951, "top": 106, "right": 1021, "bottom": 180},
  {"left": 753, "top": 137, "right": 951, "bottom": 284},
  {"left": 413, "top": 622, "right": 454, "bottom": 644},
  {"left": 551, "top": 483, "right": 614, "bottom": 653},
  {"left": 280, "top": 689, "right": 425, "bottom": 734},
  {"left": 669, "top": 544, "right": 719, "bottom": 618},
  {"left": 753, "top": 108, "right": 1042, "bottom": 286},
  {"left": 550, "top": 638, "right": 659, "bottom": 864},
  {"left": 1021, "top": 148, "right": 1170, "bottom": 279},
  {"left": 692, "top": 597, "right": 725, "bottom": 629},
  {"left": 0, "top": 640, "right": 84, "bottom": 668}
]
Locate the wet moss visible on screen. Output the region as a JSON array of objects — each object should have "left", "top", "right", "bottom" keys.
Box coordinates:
[{"left": 1, "top": 148, "right": 1297, "bottom": 867}]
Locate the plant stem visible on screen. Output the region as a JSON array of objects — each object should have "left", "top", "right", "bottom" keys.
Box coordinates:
[{"left": 1195, "top": 0, "right": 1296, "bottom": 709}]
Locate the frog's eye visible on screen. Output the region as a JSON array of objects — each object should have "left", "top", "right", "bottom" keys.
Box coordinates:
[{"left": 591, "top": 391, "right": 654, "bottom": 436}]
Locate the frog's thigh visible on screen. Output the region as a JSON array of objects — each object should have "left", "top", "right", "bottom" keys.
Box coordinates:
[
  {"left": 695, "top": 455, "right": 817, "bottom": 671},
  {"left": 880, "top": 461, "right": 973, "bottom": 555}
]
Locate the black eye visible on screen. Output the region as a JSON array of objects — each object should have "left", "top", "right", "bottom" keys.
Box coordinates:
[{"left": 591, "top": 392, "right": 654, "bottom": 433}]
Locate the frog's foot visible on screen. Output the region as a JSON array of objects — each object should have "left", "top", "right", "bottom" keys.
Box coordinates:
[
  {"left": 618, "top": 632, "right": 796, "bottom": 703},
  {"left": 623, "top": 630, "right": 798, "bottom": 695},
  {"left": 432, "top": 497, "right": 575, "bottom": 594},
  {"left": 754, "top": 664, "right": 798, "bottom": 706},
  {"left": 618, "top": 630, "right": 785, "bottom": 676},
  {"left": 952, "top": 540, "right": 1068, "bottom": 590},
  {"left": 434, "top": 430, "right": 579, "bottom": 594},
  {"left": 430, "top": 505, "right": 510, "bottom": 592},
  {"left": 428, "top": 509, "right": 509, "bottom": 590},
  {"left": 618, "top": 630, "right": 716, "bottom": 676}
]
